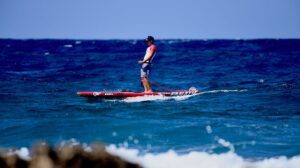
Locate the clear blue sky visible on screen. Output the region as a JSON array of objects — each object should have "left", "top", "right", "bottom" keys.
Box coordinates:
[{"left": 1, "top": 0, "right": 300, "bottom": 39}]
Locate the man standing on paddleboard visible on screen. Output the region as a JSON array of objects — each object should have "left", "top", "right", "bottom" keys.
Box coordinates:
[{"left": 138, "top": 36, "right": 156, "bottom": 93}]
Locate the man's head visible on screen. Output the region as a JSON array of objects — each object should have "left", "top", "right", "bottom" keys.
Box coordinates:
[{"left": 145, "top": 36, "right": 154, "bottom": 45}]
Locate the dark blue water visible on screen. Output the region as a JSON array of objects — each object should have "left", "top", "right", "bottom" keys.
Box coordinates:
[{"left": 0, "top": 39, "right": 299, "bottom": 159}]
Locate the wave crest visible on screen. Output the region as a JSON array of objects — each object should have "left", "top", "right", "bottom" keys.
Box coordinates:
[{"left": 106, "top": 145, "right": 300, "bottom": 168}]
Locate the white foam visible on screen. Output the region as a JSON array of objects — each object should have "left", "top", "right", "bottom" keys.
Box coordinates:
[
  {"left": 123, "top": 95, "right": 170, "bottom": 103},
  {"left": 202, "top": 89, "right": 248, "bottom": 94},
  {"left": 15, "top": 147, "right": 31, "bottom": 161},
  {"left": 64, "top": 44, "right": 73, "bottom": 48},
  {"left": 206, "top": 125, "right": 213, "bottom": 134},
  {"left": 10, "top": 141, "right": 300, "bottom": 168},
  {"left": 167, "top": 40, "right": 178, "bottom": 44},
  {"left": 120, "top": 94, "right": 199, "bottom": 103},
  {"left": 104, "top": 88, "right": 246, "bottom": 103},
  {"left": 106, "top": 145, "right": 300, "bottom": 168},
  {"left": 217, "top": 138, "right": 235, "bottom": 152}
]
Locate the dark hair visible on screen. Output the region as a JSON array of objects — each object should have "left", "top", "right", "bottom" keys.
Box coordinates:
[{"left": 146, "top": 36, "right": 154, "bottom": 42}]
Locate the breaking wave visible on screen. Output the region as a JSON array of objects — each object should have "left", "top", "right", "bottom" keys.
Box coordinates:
[
  {"left": 12, "top": 143, "right": 300, "bottom": 168},
  {"left": 106, "top": 145, "right": 300, "bottom": 168}
]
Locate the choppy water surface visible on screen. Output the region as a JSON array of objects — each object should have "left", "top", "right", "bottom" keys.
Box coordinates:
[{"left": 0, "top": 39, "right": 299, "bottom": 167}]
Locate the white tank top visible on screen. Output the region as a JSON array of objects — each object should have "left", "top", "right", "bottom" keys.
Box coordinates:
[{"left": 143, "top": 45, "right": 156, "bottom": 63}]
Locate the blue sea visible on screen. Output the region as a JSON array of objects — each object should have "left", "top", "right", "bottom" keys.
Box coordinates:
[{"left": 0, "top": 39, "right": 300, "bottom": 167}]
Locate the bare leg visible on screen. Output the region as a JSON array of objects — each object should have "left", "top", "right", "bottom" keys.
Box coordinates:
[
  {"left": 141, "top": 77, "right": 148, "bottom": 92},
  {"left": 144, "top": 78, "right": 153, "bottom": 93}
]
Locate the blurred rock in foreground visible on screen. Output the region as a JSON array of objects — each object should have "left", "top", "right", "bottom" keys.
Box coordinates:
[{"left": 0, "top": 142, "right": 141, "bottom": 168}]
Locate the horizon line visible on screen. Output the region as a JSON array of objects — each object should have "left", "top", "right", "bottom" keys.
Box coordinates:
[{"left": 1, "top": 37, "right": 300, "bottom": 41}]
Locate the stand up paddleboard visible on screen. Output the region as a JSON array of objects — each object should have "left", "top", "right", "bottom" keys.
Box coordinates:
[{"left": 77, "top": 88, "right": 200, "bottom": 99}]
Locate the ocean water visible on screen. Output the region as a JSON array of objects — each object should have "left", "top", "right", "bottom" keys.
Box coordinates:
[{"left": 0, "top": 39, "right": 300, "bottom": 167}]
